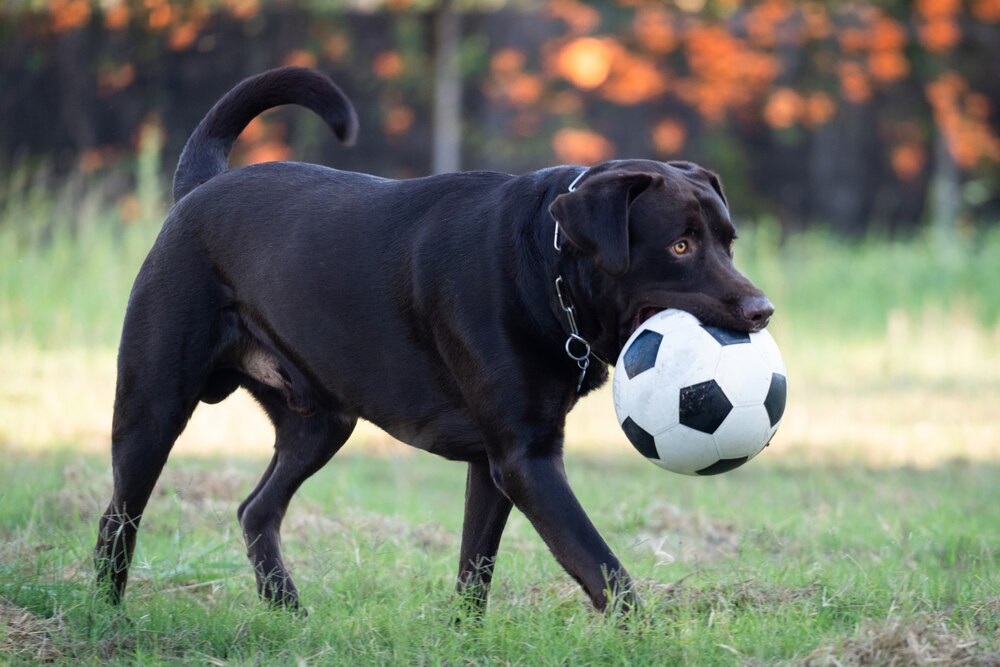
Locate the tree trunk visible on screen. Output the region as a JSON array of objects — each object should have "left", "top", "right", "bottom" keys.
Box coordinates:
[
  {"left": 432, "top": 0, "right": 461, "bottom": 174},
  {"left": 930, "top": 130, "right": 960, "bottom": 238}
]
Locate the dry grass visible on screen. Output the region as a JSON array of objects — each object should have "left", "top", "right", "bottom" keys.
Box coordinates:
[
  {"left": 285, "top": 506, "right": 456, "bottom": 552},
  {"left": 639, "top": 577, "right": 821, "bottom": 615},
  {"left": 0, "top": 597, "right": 67, "bottom": 662},
  {"left": 629, "top": 501, "right": 740, "bottom": 564},
  {"left": 804, "top": 613, "right": 1000, "bottom": 666}
]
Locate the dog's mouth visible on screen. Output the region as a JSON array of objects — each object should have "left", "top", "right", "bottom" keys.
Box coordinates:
[
  {"left": 621, "top": 305, "right": 670, "bottom": 348},
  {"left": 631, "top": 306, "right": 665, "bottom": 336},
  {"left": 621, "top": 293, "right": 772, "bottom": 351}
]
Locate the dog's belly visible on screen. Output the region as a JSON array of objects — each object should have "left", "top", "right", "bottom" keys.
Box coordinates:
[
  {"left": 369, "top": 402, "right": 486, "bottom": 461},
  {"left": 232, "top": 302, "right": 488, "bottom": 460},
  {"left": 228, "top": 302, "right": 488, "bottom": 460},
  {"left": 226, "top": 293, "right": 489, "bottom": 460}
]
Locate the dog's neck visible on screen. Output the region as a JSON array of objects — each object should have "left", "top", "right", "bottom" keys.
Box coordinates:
[{"left": 504, "top": 166, "right": 616, "bottom": 387}]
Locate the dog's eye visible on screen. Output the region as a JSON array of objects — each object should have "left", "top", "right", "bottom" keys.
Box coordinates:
[{"left": 671, "top": 240, "right": 689, "bottom": 255}]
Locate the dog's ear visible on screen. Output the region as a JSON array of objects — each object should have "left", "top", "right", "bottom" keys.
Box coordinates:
[
  {"left": 700, "top": 170, "right": 727, "bottom": 208},
  {"left": 670, "top": 161, "right": 727, "bottom": 209},
  {"left": 549, "top": 171, "right": 662, "bottom": 277}
]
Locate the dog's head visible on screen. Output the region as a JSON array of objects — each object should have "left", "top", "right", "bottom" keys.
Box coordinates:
[{"left": 549, "top": 159, "right": 773, "bottom": 360}]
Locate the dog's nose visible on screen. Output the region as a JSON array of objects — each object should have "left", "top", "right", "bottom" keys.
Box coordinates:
[{"left": 739, "top": 295, "right": 774, "bottom": 329}]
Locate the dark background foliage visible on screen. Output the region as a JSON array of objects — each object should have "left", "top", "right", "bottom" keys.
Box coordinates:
[{"left": 1, "top": 0, "right": 998, "bottom": 234}]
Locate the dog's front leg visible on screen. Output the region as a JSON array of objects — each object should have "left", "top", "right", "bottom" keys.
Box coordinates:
[
  {"left": 490, "top": 449, "right": 634, "bottom": 613},
  {"left": 455, "top": 460, "right": 513, "bottom": 617}
]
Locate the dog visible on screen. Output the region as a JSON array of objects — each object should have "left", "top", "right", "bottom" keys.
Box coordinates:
[{"left": 95, "top": 66, "right": 773, "bottom": 614}]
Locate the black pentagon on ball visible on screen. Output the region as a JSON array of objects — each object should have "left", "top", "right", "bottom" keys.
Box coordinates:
[
  {"left": 623, "top": 330, "right": 662, "bottom": 379},
  {"left": 702, "top": 325, "right": 751, "bottom": 346},
  {"left": 764, "top": 373, "right": 787, "bottom": 427},
  {"left": 679, "top": 379, "right": 733, "bottom": 434},
  {"left": 696, "top": 456, "right": 749, "bottom": 476},
  {"left": 621, "top": 417, "right": 658, "bottom": 459}
]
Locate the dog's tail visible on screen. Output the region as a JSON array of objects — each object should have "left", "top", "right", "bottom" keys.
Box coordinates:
[{"left": 172, "top": 67, "right": 359, "bottom": 203}]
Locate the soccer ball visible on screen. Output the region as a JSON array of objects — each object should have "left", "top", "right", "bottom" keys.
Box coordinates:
[{"left": 612, "top": 309, "right": 787, "bottom": 476}]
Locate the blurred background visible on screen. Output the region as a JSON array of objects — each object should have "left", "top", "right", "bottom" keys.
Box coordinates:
[
  {"left": 1, "top": 0, "right": 998, "bottom": 464},
  {"left": 3, "top": 0, "right": 1000, "bottom": 230}
]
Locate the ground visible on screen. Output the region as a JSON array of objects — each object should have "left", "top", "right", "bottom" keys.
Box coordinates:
[{"left": 1, "top": 332, "right": 999, "bottom": 664}]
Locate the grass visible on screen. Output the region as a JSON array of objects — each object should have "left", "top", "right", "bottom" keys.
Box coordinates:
[
  {"left": 1, "top": 450, "right": 999, "bottom": 664},
  {"left": 2, "top": 158, "right": 1000, "bottom": 663}
]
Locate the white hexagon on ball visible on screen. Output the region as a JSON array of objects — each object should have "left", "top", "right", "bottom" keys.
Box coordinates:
[
  {"left": 750, "top": 329, "right": 786, "bottom": 375},
  {"left": 715, "top": 344, "right": 772, "bottom": 407},
  {"left": 653, "top": 425, "right": 720, "bottom": 475},
  {"left": 712, "top": 404, "right": 772, "bottom": 460}
]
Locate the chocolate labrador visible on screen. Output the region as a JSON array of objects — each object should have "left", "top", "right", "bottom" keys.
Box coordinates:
[{"left": 95, "top": 67, "right": 773, "bottom": 614}]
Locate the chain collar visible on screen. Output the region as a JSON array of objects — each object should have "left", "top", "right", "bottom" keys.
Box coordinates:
[
  {"left": 552, "top": 168, "right": 592, "bottom": 392},
  {"left": 554, "top": 276, "right": 591, "bottom": 392}
]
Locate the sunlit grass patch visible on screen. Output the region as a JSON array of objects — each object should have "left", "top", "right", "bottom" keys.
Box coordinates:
[{"left": 3, "top": 316, "right": 998, "bottom": 467}]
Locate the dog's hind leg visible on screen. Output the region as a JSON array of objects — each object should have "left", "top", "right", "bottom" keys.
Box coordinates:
[
  {"left": 455, "top": 459, "right": 513, "bottom": 617},
  {"left": 94, "top": 274, "right": 223, "bottom": 604},
  {"left": 237, "top": 389, "right": 356, "bottom": 609}
]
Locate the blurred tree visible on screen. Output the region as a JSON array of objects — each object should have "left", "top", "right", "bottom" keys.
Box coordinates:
[
  {"left": 432, "top": 0, "right": 461, "bottom": 172},
  {"left": 0, "top": 0, "right": 998, "bottom": 234}
]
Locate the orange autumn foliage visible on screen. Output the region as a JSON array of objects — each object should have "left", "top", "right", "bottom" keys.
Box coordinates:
[
  {"left": 601, "top": 51, "right": 666, "bottom": 105},
  {"left": 48, "top": 0, "right": 90, "bottom": 33},
  {"left": 323, "top": 34, "right": 350, "bottom": 62},
  {"left": 679, "top": 23, "right": 779, "bottom": 123},
  {"left": 870, "top": 16, "right": 907, "bottom": 51},
  {"left": 763, "top": 88, "right": 803, "bottom": 128},
  {"left": 972, "top": 0, "right": 1000, "bottom": 20},
  {"left": 28, "top": 0, "right": 1000, "bottom": 177},
  {"left": 222, "top": 0, "right": 259, "bottom": 21},
  {"left": 244, "top": 142, "right": 290, "bottom": 164},
  {"left": 838, "top": 28, "right": 869, "bottom": 53},
  {"left": 240, "top": 117, "right": 267, "bottom": 144},
  {"left": 552, "top": 128, "right": 615, "bottom": 165},
  {"left": 104, "top": 4, "right": 129, "bottom": 30},
  {"left": 918, "top": 17, "right": 961, "bottom": 52},
  {"left": 868, "top": 50, "right": 909, "bottom": 83},
  {"left": 505, "top": 73, "right": 545, "bottom": 106},
  {"left": 97, "top": 63, "right": 135, "bottom": 97},
  {"left": 489, "top": 48, "right": 544, "bottom": 108},
  {"left": 491, "top": 49, "right": 526, "bottom": 76},
  {"left": 652, "top": 118, "right": 686, "bottom": 154},
  {"left": 803, "top": 92, "right": 836, "bottom": 126},
  {"left": 384, "top": 106, "right": 414, "bottom": 136},
  {"left": 916, "top": 0, "right": 961, "bottom": 18},
  {"left": 801, "top": 2, "right": 832, "bottom": 40},
  {"left": 373, "top": 51, "right": 404, "bottom": 79},
  {"left": 634, "top": 7, "right": 677, "bottom": 54},
  {"left": 148, "top": 2, "right": 171, "bottom": 30},
  {"left": 837, "top": 62, "right": 871, "bottom": 103},
  {"left": 746, "top": 0, "right": 794, "bottom": 47},
  {"left": 284, "top": 50, "right": 318, "bottom": 69},
  {"left": 233, "top": 118, "right": 288, "bottom": 165},
  {"left": 547, "top": 0, "right": 601, "bottom": 36},
  {"left": 891, "top": 143, "right": 926, "bottom": 181},
  {"left": 168, "top": 22, "right": 201, "bottom": 51},
  {"left": 553, "top": 37, "right": 619, "bottom": 89},
  {"left": 926, "top": 73, "right": 1000, "bottom": 167},
  {"left": 546, "top": 90, "right": 583, "bottom": 115}
]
